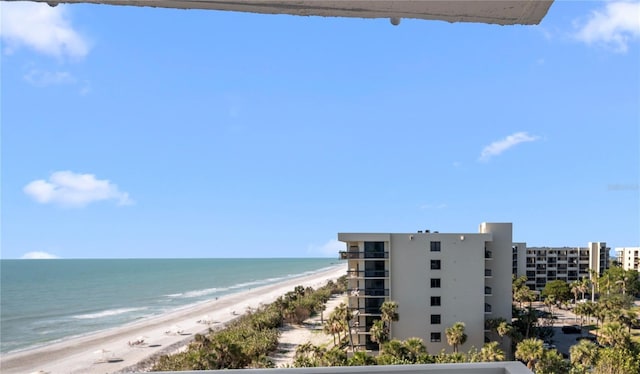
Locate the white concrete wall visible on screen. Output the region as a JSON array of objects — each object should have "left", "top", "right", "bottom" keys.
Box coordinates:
[
  {"left": 616, "top": 247, "right": 640, "bottom": 271},
  {"left": 588, "top": 242, "right": 610, "bottom": 276},
  {"left": 480, "top": 223, "right": 513, "bottom": 323},
  {"left": 339, "top": 224, "right": 515, "bottom": 355},
  {"left": 389, "top": 232, "right": 489, "bottom": 353}
]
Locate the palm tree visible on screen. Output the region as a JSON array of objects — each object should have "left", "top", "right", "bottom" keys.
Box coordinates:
[
  {"left": 380, "top": 339, "right": 407, "bottom": 359},
  {"left": 570, "top": 339, "right": 599, "bottom": 374},
  {"left": 445, "top": 322, "right": 467, "bottom": 353},
  {"left": 579, "top": 276, "right": 589, "bottom": 300},
  {"left": 334, "top": 302, "right": 354, "bottom": 351},
  {"left": 593, "top": 302, "right": 608, "bottom": 329},
  {"left": 543, "top": 294, "right": 556, "bottom": 316},
  {"left": 323, "top": 346, "right": 347, "bottom": 367},
  {"left": 598, "top": 322, "right": 631, "bottom": 348},
  {"left": 479, "top": 341, "right": 505, "bottom": 362},
  {"left": 347, "top": 351, "right": 376, "bottom": 366},
  {"left": 536, "top": 349, "right": 570, "bottom": 374},
  {"left": 324, "top": 314, "right": 343, "bottom": 345},
  {"left": 403, "top": 337, "right": 429, "bottom": 363},
  {"left": 573, "top": 302, "right": 588, "bottom": 332},
  {"left": 619, "top": 309, "right": 638, "bottom": 333},
  {"left": 583, "top": 301, "right": 597, "bottom": 326},
  {"left": 571, "top": 280, "right": 581, "bottom": 304},
  {"left": 615, "top": 276, "right": 629, "bottom": 296},
  {"left": 515, "top": 338, "right": 544, "bottom": 370},
  {"left": 588, "top": 268, "right": 598, "bottom": 302},
  {"left": 497, "top": 321, "right": 513, "bottom": 343},
  {"left": 380, "top": 301, "right": 399, "bottom": 336},
  {"left": 369, "top": 319, "right": 386, "bottom": 352}
]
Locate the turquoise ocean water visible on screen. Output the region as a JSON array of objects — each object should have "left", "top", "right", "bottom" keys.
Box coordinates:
[{"left": 0, "top": 258, "right": 339, "bottom": 353}]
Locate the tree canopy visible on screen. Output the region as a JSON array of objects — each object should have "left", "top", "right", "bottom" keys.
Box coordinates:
[{"left": 540, "top": 279, "right": 571, "bottom": 303}]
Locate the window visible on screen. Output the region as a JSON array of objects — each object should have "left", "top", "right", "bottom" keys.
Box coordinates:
[
  {"left": 430, "top": 296, "right": 441, "bottom": 306},
  {"left": 430, "top": 259, "right": 441, "bottom": 270},
  {"left": 430, "top": 278, "right": 441, "bottom": 288},
  {"left": 431, "top": 314, "right": 441, "bottom": 324},
  {"left": 430, "top": 241, "right": 441, "bottom": 252},
  {"left": 430, "top": 332, "right": 441, "bottom": 342}
]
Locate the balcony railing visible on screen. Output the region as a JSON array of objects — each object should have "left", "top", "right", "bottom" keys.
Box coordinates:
[
  {"left": 348, "top": 307, "right": 382, "bottom": 315},
  {"left": 348, "top": 288, "right": 390, "bottom": 297},
  {"left": 339, "top": 251, "right": 389, "bottom": 259},
  {"left": 485, "top": 250, "right": 492, "bottom": 259},
  {"left": 484, "top": 269, "right": 492, "bottom": 277},
  {"left": 484, "top": 286, "right": 492, "bottom": 295},
  {"left": 346, "top": 270, "right": 389, "bottom": 278},
  {"left": 485, "top": 303, "right": 492, "bottom": 313}
]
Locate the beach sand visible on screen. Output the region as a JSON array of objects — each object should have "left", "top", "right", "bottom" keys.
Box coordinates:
[
  {"left": 0, "top": 263, "right": 347, "bottom": 374},
  {"left": 269, "top": 294, "right": 347, "bottom": 367}
]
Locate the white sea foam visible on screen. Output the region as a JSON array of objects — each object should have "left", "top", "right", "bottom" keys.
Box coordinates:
[
  {"left": 179, "top": 287, "right": 222, "bottom": 298},
  {"left": 72, "top": 307, "right": 147, "bottom": 320},
  {"left": 164, "top": 293, "right": 183, "bottom": 298}
]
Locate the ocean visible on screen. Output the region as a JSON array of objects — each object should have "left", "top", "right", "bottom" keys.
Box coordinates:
[{"left": 0, "top": 258, "right": 339, "bottom": 354}]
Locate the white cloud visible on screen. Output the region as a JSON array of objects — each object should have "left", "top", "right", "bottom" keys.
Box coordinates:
[
  {"left": 307, "top": 239, "right": 344, "bottom": 257},
  {"left": 479, "top": 132, "right": 540, "bottom": 162},
  {"left": 24, "top": 69, "right": 76, "bottom": 87},
  {"left": 0, "top": 2, "right": 90, "bottom": 59},
  {"left": 574, "top": 1, "right": 640, "bottom": 53},
  {"left": 24, "top": 171, "right": 134, "bottom": 208},
  {"left": 21, "top": 251, "right": 60, "bottom": 259}
]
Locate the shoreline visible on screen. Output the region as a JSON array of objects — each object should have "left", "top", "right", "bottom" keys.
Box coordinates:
[
  {"left": 0, "top": 263, "right": 347, "bottom": 374},
  {"left": 2, "top": 263, "right": 342, "bottom": 356}
]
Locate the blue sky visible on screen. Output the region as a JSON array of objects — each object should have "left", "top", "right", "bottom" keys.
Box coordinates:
[{"left": 1, "top": 1, "right": 638, "bottom": 259}]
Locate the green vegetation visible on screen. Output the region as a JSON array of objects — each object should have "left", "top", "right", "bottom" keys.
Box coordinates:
[
  {"left": 152, "top": 276, "right": 347, "bottom": 371},
  {"left": 512, "top": 266, "right": 640, "bottom": 374},
  {"left": 445, "top": 321, "right": 467, "bottom": 353},
  {"left": 152, "top": 266, "right": 640, "bottom": 372}
]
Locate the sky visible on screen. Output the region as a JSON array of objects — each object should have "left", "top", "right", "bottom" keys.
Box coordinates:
[{"left": 1, "top": 1, "right": 639, "bottom": 259}]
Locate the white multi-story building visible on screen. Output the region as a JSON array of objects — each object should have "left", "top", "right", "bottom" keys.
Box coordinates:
[
  {"left": 338, "top": 222, "right": 514, "bottom": 353},
  {"left": 512, "top": 242, "right": 610, "bottom": 291},
  {"left": 615, "top": 247, "right": 640, "bottom": 271}
]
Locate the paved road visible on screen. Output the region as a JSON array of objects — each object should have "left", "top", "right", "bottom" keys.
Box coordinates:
[{"left": 530, "top": 302, "right": 595, "bottom": 358}]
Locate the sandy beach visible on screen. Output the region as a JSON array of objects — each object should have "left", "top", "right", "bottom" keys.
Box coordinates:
[{"left": 0, "top": 263, "right": 347, "bottom": 374}]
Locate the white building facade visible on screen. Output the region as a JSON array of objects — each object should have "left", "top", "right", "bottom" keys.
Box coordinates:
[
  {"left": 512, "top": 242, "right": 610, "bottom": 291},
  {"left": 338, "top": 223, "right": 513, "bottom": 354},
  {"left": 615, "top": 247, "right": 640, "bottom": 271}
]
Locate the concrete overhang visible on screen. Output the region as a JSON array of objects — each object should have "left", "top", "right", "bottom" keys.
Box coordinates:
[{"left": 13, "top": 0, "right": 554, "bottom": 25}]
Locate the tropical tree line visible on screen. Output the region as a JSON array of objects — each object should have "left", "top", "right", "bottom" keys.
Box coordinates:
[
  {"left": 293, "top": 329, "right": 506, "bottom": 368},
  {"left": 510, "top": 266, "right": 640, "bottom": 374},
  {"left": 152, "top": 277, "right": 347, "bottom": 371}
]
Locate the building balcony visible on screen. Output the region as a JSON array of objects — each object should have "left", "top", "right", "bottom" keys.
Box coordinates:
[
  {"left": 485, "top": 250, "right": 493, "bottom": 259},
  {"left": 348, "top": 307, "right": 382, "bottom": 315},
  {"left": 485, "top": 286, "right": 492, "bottom": 296},
  {"left": 484, "top": 269, "right": 492, "bottom": 277},
  {"left": 347, "top": 270, "right": 389, "bottom": 278},
  {"left": 485, "top": 303, "right": 492, "bottom": 314},
  {"left": 340, "top": 251, "right": 389, "bottom": 259},
  {"left": 348, "top": 288, "right": 389, "bottom": 297}
]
